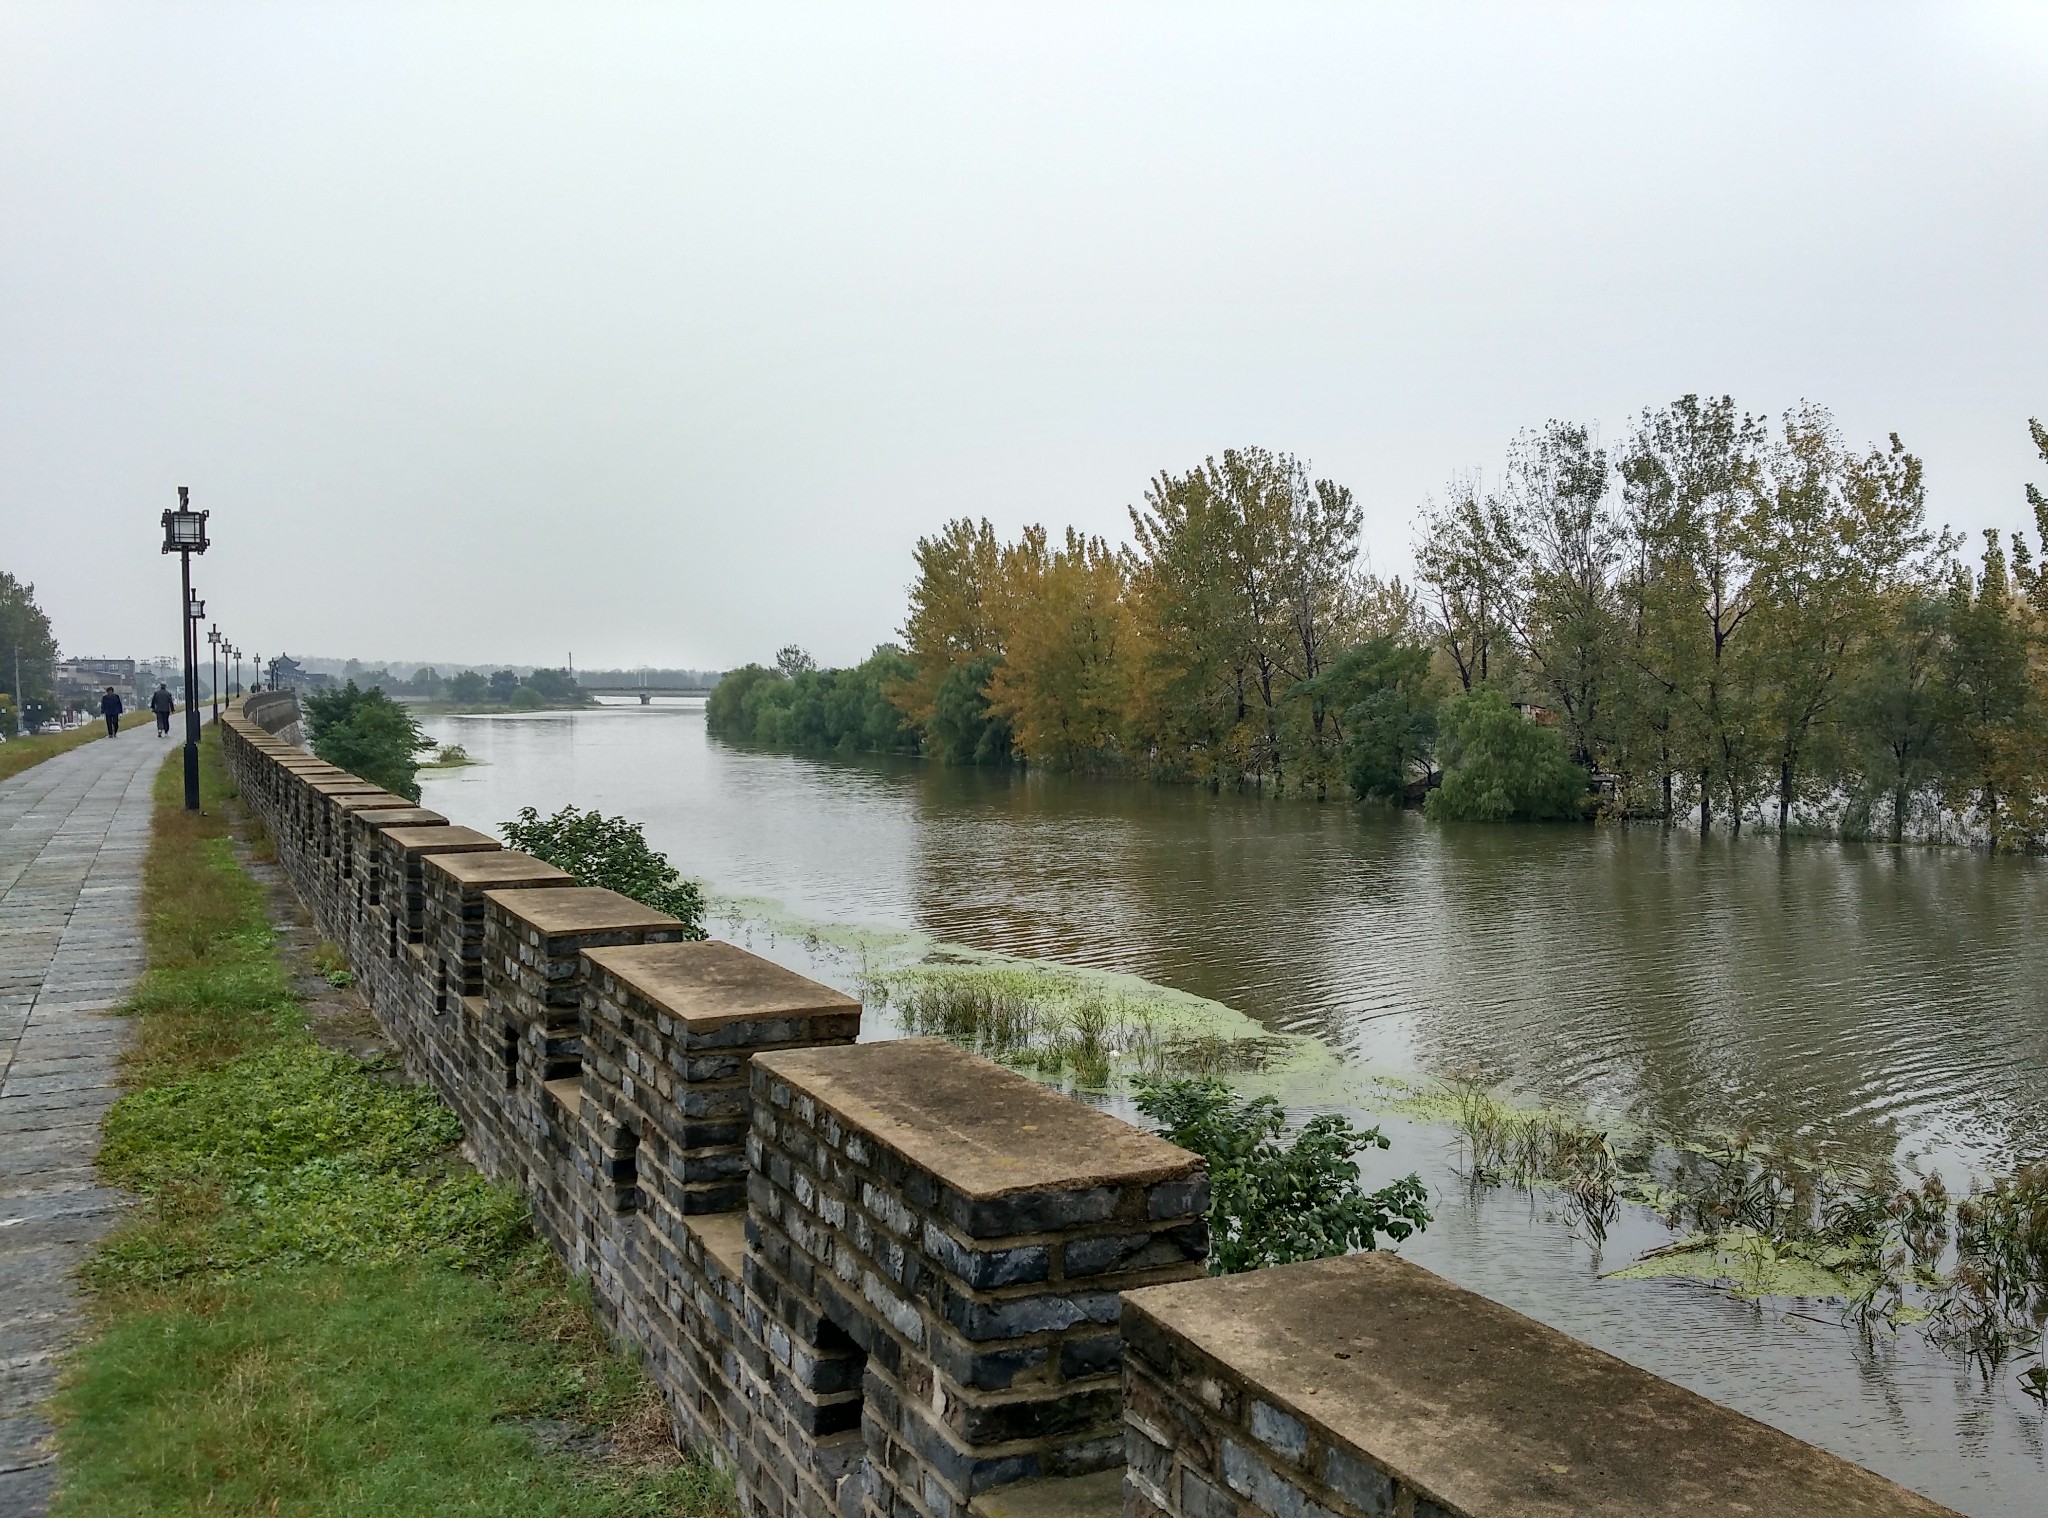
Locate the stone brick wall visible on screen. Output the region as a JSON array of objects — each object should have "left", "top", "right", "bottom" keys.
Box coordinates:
[
  {"left": 215, "top": 701, "right": 1206, "bottom": 1518},
  {"left": 219, "top": 700, "right": 1961, "bottom": 1518}
]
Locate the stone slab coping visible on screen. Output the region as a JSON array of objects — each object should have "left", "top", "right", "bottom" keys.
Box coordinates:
[
  {"left": 423, "top": 850, "right": 575, "bottom": 888},
  {"left": 752, "top": 1039, "right": 1200, "bottom": 1201},
  {"left": 1121, "top": 1253, "right": 1960, "bottom": 1518},
  {"left": 357, "top": 808, "right": 449, "bottom": 830},
  {"left": 304, "top": 778, "right": 390, "bottom": 795},
  {"left": 583, "top": 940, "right": 859, "bottom": 1031},
  {"left": 966, "top": 1468, "right": 1123, "bottom": 1518},
  {"left": 544, "top": 1077, "right": 583, "bottom": 1117},
  {"left": 330, "top": 792, "right": 415, "bottom": 813},
  {"left": 379, "top": 825, "right": 499, "bottom": 853},
  {"left": 273, "top": 756, "right": 340, "bottom": 769},
  {"left": 686, "top": 1210, "right": 748, "bottom": 1280},
  {"left": 481, "top": 885, "right": 681, "bottom": 936}
]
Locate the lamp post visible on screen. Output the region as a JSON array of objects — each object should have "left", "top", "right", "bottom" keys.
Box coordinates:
[
  {"left": 231, "top": 645, "right": 242, "bottom": 699},
  {"left": 161, "top": 488, "right": 210, "bottom": 811},
  {"left": 208, "top": 625, "right": 222, "bottom": 724}
]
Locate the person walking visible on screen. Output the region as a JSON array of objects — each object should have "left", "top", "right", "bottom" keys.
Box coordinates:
[
  {"left": 150, "top": 683, "right": 175, "bottom": 737},
  {"left": 101, "top": 686, "right": 124, "bottom": 738}
]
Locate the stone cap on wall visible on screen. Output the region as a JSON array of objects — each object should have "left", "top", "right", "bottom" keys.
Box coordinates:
[
  {"left": 424, "top": 849, "right": 574, "bottom": 888},
  {"left": 356, "top": 808, "right": 449, "bottom": 830},
  {"left": 752, "top": 1038, "right": 1200, "bottom": 1202},
  {"left": 304, "top": 778, "right": 393, "bottom": 796},
  {"left": 1120, "top": 1252, "right": 1961, "bottom": 1518},
  {"left": 379, "top": 824, "right": 499, "bottom": 854},
  {"left": 482, "top": 885, "right": 680, "bottom": 936},
  {"left": 329, "top": 792, "right": 415, "bottom": 813},
  {"left": 582, "top": 941, "right": 859, "bottom": 1032}
]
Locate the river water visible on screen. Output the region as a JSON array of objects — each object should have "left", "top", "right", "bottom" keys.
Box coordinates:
[{"left": 418, "top": 701, "right": 2048, "bottom": 1515}]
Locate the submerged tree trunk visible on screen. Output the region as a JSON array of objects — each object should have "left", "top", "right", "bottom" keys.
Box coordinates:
[
  {"left": 1699, "top": 774, "right": 1711, "bottom": 836},
  {"left": 1778, "top": 758, "right": 1794, "bottom": 833}
]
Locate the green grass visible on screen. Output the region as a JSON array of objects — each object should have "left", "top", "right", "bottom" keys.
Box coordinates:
[
  {"left": 51, "top": 728, "right": 734, "bottom": 1516},
  {"left": 0, "top": 709, "right": 156, "bottom": 784}
]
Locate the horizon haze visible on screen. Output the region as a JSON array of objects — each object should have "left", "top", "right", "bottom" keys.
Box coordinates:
[{"left": 4, "top": 3, "right": 2045, "bottom": 669}]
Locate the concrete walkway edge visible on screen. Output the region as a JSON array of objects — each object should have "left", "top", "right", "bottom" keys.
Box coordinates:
[{"left": 0, "top": 729, "right": 166, "bottom": 1517}]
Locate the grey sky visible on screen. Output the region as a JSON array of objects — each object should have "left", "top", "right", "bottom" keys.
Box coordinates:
[{"left": 3, "top": 3, "right": 2044, "bottom": 671}]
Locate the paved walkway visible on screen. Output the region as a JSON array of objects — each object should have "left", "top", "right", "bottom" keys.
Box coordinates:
[{"left": 0, "top": 729, "right": 167, "bottom": 1516}]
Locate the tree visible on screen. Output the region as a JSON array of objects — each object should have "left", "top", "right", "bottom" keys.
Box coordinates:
[
  {"left": 1617, "top": 395, "right": 1770, "bottom": 834},
  {"left": 1495, "top": 422, "right": 1621, "bottom": 768},
  {"left": 1127, "top": 448, "right": 1360, "bottom": 790},
  {"left": 1941, "top": 533, "right": 2045, "bottom": 850},
  {"left": 893, "top": 518, "right": 1006, "bottom": 730},
  {"left": 523, "top": 666, "right": 583, "bottom": 704},
  {"left": 1841, "top": 588, "right": 1950, "bottom": 843},
  {"left": 1426, "top": 688, "right": 1587, "bottom": 823},
  {"left": 487, "top": 669, "right": 520, "bottom": 702},
  {"left": 0, "top": 571, "right": 58, "bottom": 711},
  {"left": 1295, "top": 636, "right": 1440, "bottom": 802},
  {"left": 987, "top": 527, "right": 1132, "bottom": 771},
  {"left": 926, "top": 654, "right": 1014, "bottom": 765},
  {"left": 775, "top": 645, "right": 816, "bottom": 680},
  {"left": 1415, "top": 476, "right": 1517, "bottom": 694},
  {"left": 303, "top": 682, "right": 432, "bottom": 800},
  {"left": 448, "top": 670, "right": 488, "bottom": 703},
  {"left": 500, "top": 805, "right": 706, "bottom": 934},
  {"left": 1135, "top": 1077, "right": 1429, "bottom": 1275},
  {"left": 408, "top": 666, "right": 444, "bottom": 698},
  {"left": 705, "top": 664, "right": 781, "bottom": 739}
]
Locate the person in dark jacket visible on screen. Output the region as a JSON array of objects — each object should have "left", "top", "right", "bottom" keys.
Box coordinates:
[
  {"left": 150, "top": 683, "right": 175, "bottom": 736},
  {"left": 101, "top": 687, "right": 123, "bottom": 737}
]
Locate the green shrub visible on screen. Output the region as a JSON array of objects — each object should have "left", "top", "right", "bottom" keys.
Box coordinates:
[
  {"left": 1135, "top": 1078, "right": 1430, "bottom": 1274},
  {"left": 705, "top": 649, "right": 919, "bottom": 755},
  {"left": 1425, "top": 687, "right": 1587, "bottom": 822},
  {"left": 304, "top": 682, "right": 431, "bottom": 801},
  {"left": 499, "top": 805, "right": 706, "bottom": 935}
]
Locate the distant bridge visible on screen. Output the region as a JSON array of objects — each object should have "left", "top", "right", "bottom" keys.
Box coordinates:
[{"left": 581, "top": 685, "right": 717, "bottom": 704}]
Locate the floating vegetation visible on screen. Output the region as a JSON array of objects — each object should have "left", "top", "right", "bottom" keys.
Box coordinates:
[
  {"left": 1438, "top": 1076, "right": 2048, "bottom": 1389},
  {"left": 868, "top": 963, "right": 1299, "bottom": 1089},
  {"left": 704, "top": 889, "right": 1314, "bottom": 1089},
  {"left": 420, "top": 742, "right": 479, "bottom": 768}
]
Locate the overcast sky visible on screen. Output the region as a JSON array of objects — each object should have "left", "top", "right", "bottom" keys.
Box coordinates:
[{"left": 3, "top": 3, "right": 2045, "bottom": 671}]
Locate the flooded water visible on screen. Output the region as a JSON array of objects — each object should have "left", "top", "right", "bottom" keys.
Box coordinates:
[{"left": 418, "top": 701, "right": 2048, "bottom": 1515}]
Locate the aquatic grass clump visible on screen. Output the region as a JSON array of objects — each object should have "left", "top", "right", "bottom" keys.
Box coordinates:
[
  {"left": 871, "top": 961, "right": 1294, "bottom": 1089},
  {"left": 1445, "top": 1076, "right": 1626, "bottom": 1243},
  {"left": 1439, "top": 1074, "right": 2048, "bottom": 1388},
  {"left": 879, "top": 968, "right": 1154, "bottom": 1088}
]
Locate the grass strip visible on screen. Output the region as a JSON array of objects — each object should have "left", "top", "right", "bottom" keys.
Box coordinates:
[
  {"left": 0, "top": 710, "right": 157, "bottom": 784},
  {"left": 50, "top": 727, "right": 733, "bottom": 1517}
]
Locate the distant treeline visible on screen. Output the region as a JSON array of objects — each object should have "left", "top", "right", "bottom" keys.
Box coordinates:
[
  {"left": 338, "top": 664, "right": 592, "bottom": 710},
  {"left": 711, "top": 404, "right": 2048, "bottom": 847}
]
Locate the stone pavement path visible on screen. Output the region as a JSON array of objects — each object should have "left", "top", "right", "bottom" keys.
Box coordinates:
[{"left": 0, "top": 729, "right": 168, "bottom": 1517}]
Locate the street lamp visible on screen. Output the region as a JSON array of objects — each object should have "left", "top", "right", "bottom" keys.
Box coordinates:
[
  {"left": 161, "top": 486, "right": 210, "bottom": 811},
  {"left": 231, "top": 645, "right": 242, "bottom": 699},
  {"left": 208, "top": 625, "right": 221, "bottom": 724}
]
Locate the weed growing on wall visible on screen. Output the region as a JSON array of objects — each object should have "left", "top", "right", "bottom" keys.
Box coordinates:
[
  {"left": 1135, "top": 1077, "right": 1430, "bottom": 1274},
  {"left": 501, "top": 805, "right": 707, "bottom": 935},
  {"left": 304, "top": 681, "right": 433, "bottom": 800}
]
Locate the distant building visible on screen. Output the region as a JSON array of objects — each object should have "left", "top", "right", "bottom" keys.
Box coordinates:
[{"left": 55, "top": 658, "right": 137, "bottom": 704}]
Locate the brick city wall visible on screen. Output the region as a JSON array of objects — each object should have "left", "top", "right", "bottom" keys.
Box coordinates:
[
  {"left": 222, "top": 699, "right": 1960, "bottom": 1518},
  {"left": 217, "top": 700, "right": 1208, "bottom": 1518}
]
